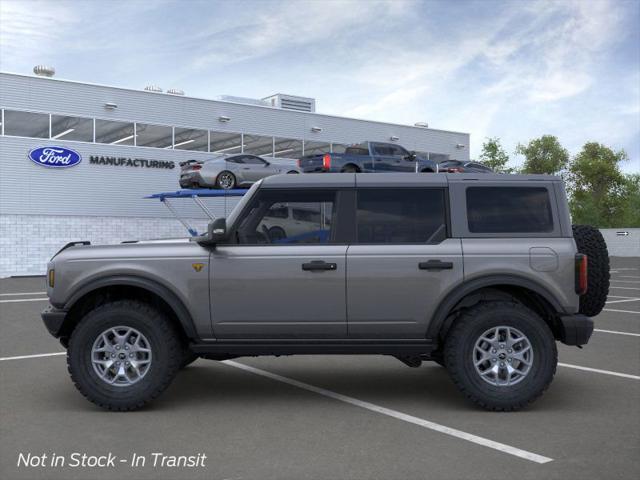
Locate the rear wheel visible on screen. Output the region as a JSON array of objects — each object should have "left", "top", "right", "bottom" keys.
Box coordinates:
[
  {"left": 444, "top": 301, "right": 557, "bottom": 411},
  {"left": 572, "top": 224, "right": 609, "bottom": 317},
  {"left": 216, "top": 171, "right": 236, "bottom": 190},
  {"left": 67, "top": 300, "right": 182, "bottom": 411}
]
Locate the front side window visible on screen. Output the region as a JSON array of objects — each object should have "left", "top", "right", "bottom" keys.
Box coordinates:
[
  {"left": 356, "top": 189, "right": 447, "bottom": 244},
  {"left": 3, "top": 110, "right": 49, "bottom": 138},
  {"left": 466, "top": 187, "right": 553, "bottom": 233},
  {"left": 235, "top": 190, "right": 336, "bottom": 245}
]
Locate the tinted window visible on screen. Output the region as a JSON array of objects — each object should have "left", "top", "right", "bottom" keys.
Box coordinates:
[
  {"left": 236, "top": 190, "right": 336, "bottom": 244},
  {"left": 242, "top": 155, "right": 266, "bottom": 165},
  {"left": 226, "top": 156, "right": 244, "bottom": 164},
  {"left": 356, "top": 189, "right": 447, "bottom": 244},
  {"left": 210, "top": 131, "right": 242, "bottom": 154},
  {"left": 466, "top": 187, "right": 553, "bottom": 233},
  {"left": 174, "top": 127, "right": 208, "bottom": 151}
]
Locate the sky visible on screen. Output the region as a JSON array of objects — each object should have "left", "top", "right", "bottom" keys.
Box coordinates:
[{"left": 1, "top": 0, "right": 638, "bottom": 172}]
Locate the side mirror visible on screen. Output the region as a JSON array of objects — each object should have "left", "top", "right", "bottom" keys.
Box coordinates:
[
  {"left": 406, "top": 151, "right": 417, "bottom": 161},
  {"left": 193, "top": 218, "right": 227, "bottom": 246}
]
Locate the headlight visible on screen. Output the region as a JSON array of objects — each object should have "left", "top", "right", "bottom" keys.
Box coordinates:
[{"left": 48, "top": 269, "right": 55, "bottom": 288}]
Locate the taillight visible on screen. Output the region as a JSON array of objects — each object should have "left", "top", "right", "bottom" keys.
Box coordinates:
[
  {"left": 575, "top": 254, "right": 588, "bottom": 295},
  {"left": 322, "top": 153, "right": 331, "bottom": 170},
  {"left": 192, "top": 165, "right": 202, "bottom": 170},
  {"left": 297, "top": 159, "right": 302, "bottom": 168},
  {"left": 446, "top": 167, "right": 464, "bottom": 173}
]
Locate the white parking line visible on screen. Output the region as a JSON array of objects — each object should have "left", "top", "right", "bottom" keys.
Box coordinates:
[
  {"left": 605, "top": 298, "right": 640, "bottom": 304},
  {"left": 559, "top": 363, "right": 640, "bottom": 380},
  {"left": 607, "top": 295, "right": 638, "bottom": 299},
  {"left": 223, "top": 360, "right": 553, "bottom": 464},
  {"left": 617, "top": 276, "right": 640, "bottom": 279},
  {"left": 603, "top": 308, "right": 640, "bottom": 315},
  {"left": 0, "top": 292, "right": 47, "bottom": 296},
  {"left": 0, "top": 297, "right": 49, "bottom": 304},
  {"left": 610, "top": 268, "right": 639, "bottom": 271},
  {"left": 609, "top": 286, "right": 640, "bottom": 291},
  {"left": 0, "top": 352, "right": 65, "bottom": 362},
  {"left": 594, "top": 329, "right": 640, "bottom": 337},
  {"left": 610, "top": 280, "right": 640, "bottom": 284}
]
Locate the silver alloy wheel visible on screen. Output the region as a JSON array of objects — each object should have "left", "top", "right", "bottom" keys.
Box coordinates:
[
  {"left": 473, "top": 326, "right": 533, "bottom": 386},
  {"left": 91, "top": 326, "right": 152, "bottom": 386},
  {"left": 217, "top": 172, "right": 234, "bottom": 189}
]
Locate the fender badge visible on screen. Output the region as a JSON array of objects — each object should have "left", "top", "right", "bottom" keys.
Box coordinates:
[{"left": 192, "top": 263, "right": 204, "bottom": 272}]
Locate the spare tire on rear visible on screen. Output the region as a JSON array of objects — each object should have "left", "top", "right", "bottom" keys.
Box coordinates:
[{"left": 572, "top": 224, "right": 609, "bottom": 317}]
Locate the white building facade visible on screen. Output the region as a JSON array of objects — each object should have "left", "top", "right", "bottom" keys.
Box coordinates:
[{"left": 0, "top": 72, "right": 470, "bottom": 277}]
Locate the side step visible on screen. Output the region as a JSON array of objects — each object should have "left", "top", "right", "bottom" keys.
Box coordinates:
[{"left": 190, "top": 339, "right": 437, "bottom": 357}]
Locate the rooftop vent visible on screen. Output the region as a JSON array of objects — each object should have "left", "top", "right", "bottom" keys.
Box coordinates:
[
  {"left": 217, "top": 95, "right": 270, "bottom": 107},
  {"left": 262, "top": 94, "right": 316, "bottom": 113},
  {"left": 144, "top": 85, "right": 163, "bottom": 93},
  {"left": 167, "top": 88, "right": 185, "bottom": 96},
  {"left": 33, "top": 65, "right": 55, "bottom": 77}
]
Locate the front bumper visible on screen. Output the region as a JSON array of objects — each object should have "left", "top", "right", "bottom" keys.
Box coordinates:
[
  {"left": 558, "top": 314, "right": 594, "bottom": 346},
  {"left": 42, "top": 305, "right": 68, "bottom": 338}
]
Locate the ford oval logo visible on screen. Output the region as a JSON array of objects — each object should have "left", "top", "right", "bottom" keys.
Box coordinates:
[{"left": 28, "top": 146, "right": 82, "bottom": 168}]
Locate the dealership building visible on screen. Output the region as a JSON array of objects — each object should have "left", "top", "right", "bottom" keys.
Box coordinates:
[{"left": 0, "top": 69, "right": 470, "bottom": 277}]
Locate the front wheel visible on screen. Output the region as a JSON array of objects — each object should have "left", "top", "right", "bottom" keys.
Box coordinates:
[
  {"left": 67, "top": 300, "right": 183, "bottom": 411},
  {"left": 216, "top": 171, "right": 236, "bottom": 189},
  {"left": 443, "top": 301, "right": 557, "bottom": 411}
]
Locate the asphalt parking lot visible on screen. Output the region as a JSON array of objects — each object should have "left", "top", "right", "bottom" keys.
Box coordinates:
[{"left": 1, "top": 257, "right": 639, "bottom": 480}]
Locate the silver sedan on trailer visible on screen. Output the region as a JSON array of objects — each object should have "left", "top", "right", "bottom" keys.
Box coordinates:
[{"left": 179, "top": 154, "right": 300, "bottom": 189}]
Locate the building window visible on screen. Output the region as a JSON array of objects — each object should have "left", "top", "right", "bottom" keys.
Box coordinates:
[
  {"left": 244, "top": 134, "right": 274, "bottom": 156},
  {"left": 51, "top": 115, "right": 93, "bottom": 142},
  {"left": 95, "top": 119, "right": 135, "bottom": 145},
  {"left": 135, "top": 123, "right": 173, "bottom": 149},
  {"left": 3, "top": 110, "right": 49, "bottom": 138},
  {"left": 210, "top": 131, "right": 243, "bottom": 154},
  {"left": 173, "top": 127, "right": 208, "bottom": 151},
  {"left": 273, "top": 137, "right": 303, "bottom": 158},
  {"left": 303, "top": 140, "right": 331, "bottom": 156}
]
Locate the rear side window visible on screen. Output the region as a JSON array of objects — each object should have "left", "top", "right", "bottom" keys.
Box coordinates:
[
  {"left": 356, "top": 189, "right": 447, "bottom": 244},
  {"left": 466, "top": 187, "right": 553, "bottom": 233}
]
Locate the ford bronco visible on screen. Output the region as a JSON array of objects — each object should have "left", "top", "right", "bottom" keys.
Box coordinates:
[{"left": 41, "top": 173, "right": 609, "bottom": 411}]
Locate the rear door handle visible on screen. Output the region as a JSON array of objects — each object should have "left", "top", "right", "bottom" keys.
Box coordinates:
[
  {"left": 419, "top": 260, "right": 453, "bottom": 271},
  {"left": 302, "top": 260, "right": 337, "bottom": 271}
]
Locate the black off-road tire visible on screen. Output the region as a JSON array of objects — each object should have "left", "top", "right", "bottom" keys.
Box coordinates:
[
  {"left": 572, "top": 224, "right": 610, "bottom": 317},
  {"left": 67, "top": 300, "right": 183, "bottom": 411},
  {"left": 444, "top": 301, "right": 557, "bottom": 411}
]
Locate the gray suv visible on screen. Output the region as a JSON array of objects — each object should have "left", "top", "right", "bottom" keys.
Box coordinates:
[{"left": 41, "top": 173, "right": 609, "bottom": 411}]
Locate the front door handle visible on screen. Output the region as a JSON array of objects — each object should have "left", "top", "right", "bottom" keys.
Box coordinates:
[
  {"left": 302, "top": 260, "right": 337, "bottom": 271},
  {"left": 419, "top": 260, "right": 453, "bottom": 271}
]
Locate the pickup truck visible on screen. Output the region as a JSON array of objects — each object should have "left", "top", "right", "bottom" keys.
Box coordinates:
[{"left": 298, "top": 141, "right": 438, "bottom": 173}]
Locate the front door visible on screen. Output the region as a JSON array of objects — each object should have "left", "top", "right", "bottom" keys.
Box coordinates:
[
  {"left": 346, "top": 187, "right": 463, "bottom": 338},
  {"left": 210, "top": 188, "right": 348, "bottom": 338}
]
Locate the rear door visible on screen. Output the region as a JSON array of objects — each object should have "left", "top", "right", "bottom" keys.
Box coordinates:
[{"left": 346, "top": 183, "right": 463, "bottom": 338}]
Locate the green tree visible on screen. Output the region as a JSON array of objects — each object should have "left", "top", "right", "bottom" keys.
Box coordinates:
[
  {"left": 516, "top": 135, "right": 569, "bottom": 175},
  {"left": 479, "top": 137, "right": 513, "bottom": 173},
  {"left": 619, "top": 174, "right": 640, "bottom": 227},
  {"left": 568, "top": 142, "right": 629, "bottom": 227}
]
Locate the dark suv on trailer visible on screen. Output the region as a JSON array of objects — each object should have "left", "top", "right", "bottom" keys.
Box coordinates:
[{"left": 42, "top": 173, "right": 608, "bottom": 411}]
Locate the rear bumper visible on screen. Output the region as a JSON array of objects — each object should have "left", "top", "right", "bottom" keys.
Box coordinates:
[
  {"left": 42, "top": 305, "right": 68, "bottom": 338},
  {"left": 558, "top": 314, "right": 594, "bottom": 346}
]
